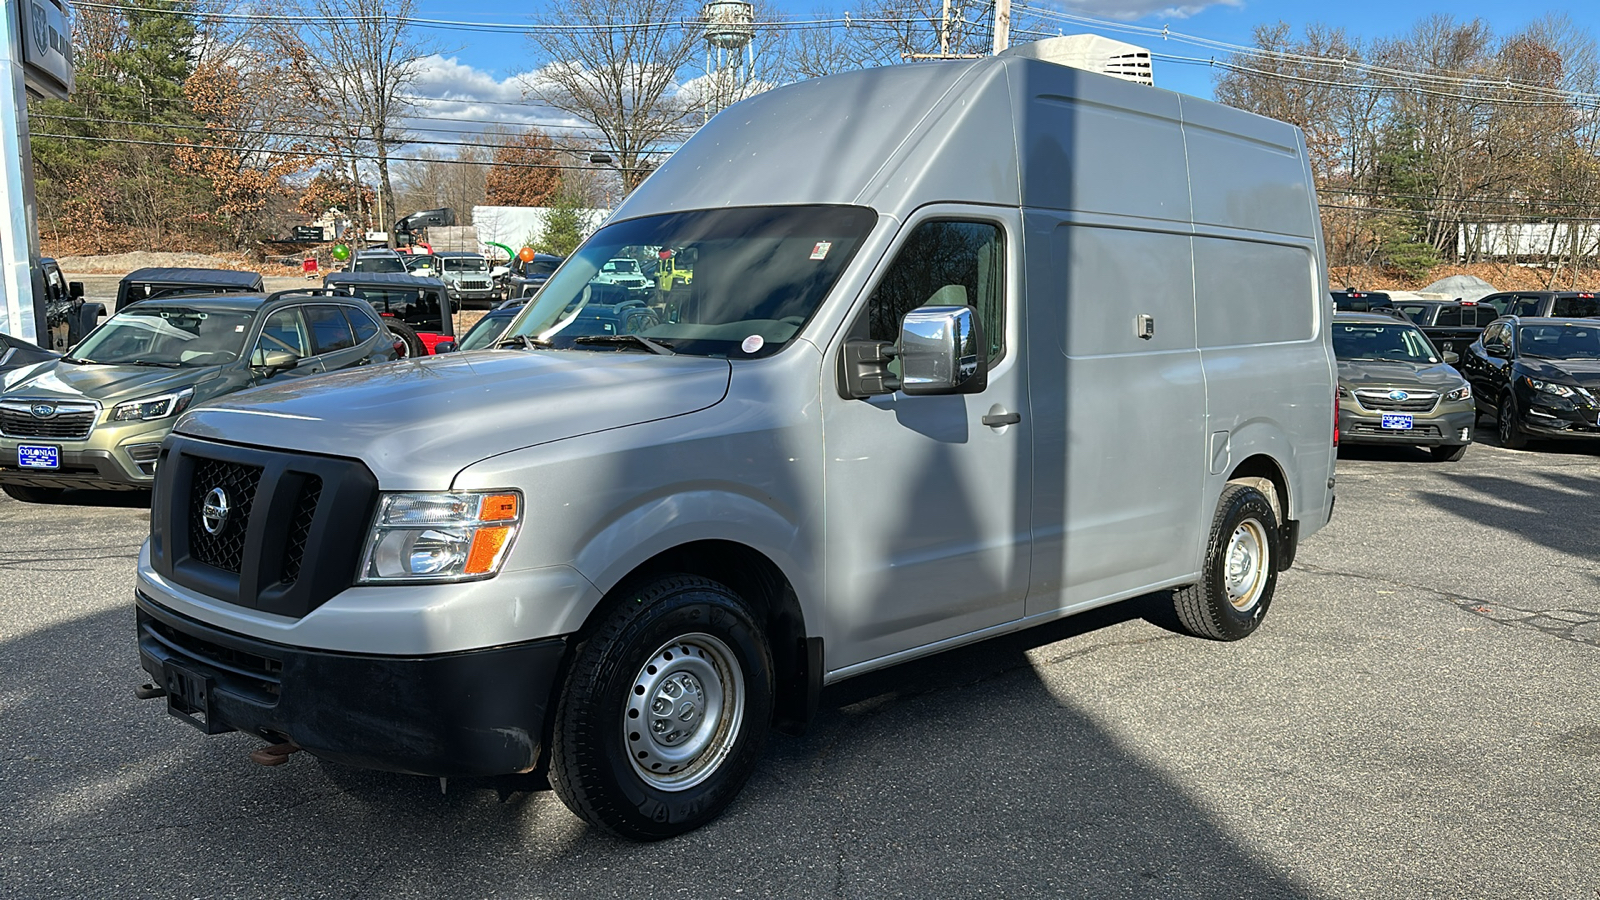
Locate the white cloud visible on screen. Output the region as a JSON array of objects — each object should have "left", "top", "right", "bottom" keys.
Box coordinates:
[
  {"left": 400, "top": 55, "right": 590, "bottom": 146},
  {"left": 1054, "top": 0, "right": 1242, "bottom": 22}
]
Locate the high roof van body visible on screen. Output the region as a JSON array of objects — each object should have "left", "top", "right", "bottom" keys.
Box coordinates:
[{"left": 133, "top": 50, "right": 1337, "bottom": 839}]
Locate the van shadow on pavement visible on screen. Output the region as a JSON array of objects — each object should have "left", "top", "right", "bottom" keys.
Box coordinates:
[{"left": 0, "top": 600, "right": 1321, "bottom": 899}]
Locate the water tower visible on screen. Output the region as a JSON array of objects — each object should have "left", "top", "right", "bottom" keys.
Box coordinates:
[{"left": 702, "top": 0, "right": 755, "bottom": 120}]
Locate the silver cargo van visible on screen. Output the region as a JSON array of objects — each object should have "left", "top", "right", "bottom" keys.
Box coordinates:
[{"left": 133, "top": 50, "right": 1337, "bottom": 840}]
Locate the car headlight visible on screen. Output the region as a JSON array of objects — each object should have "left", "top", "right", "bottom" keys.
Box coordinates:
[
  {"left": 359, "top": 491, "right": 521, "bottom": 583},
  {"left": 1444, "top": 384, "right": 1472, "bottom": 402},
  {"left": 110, "top": 387, "right": 194, "bottom": 422},
  {"left": 1525, "top": 377, "right": 1579, "bottom": 399}
]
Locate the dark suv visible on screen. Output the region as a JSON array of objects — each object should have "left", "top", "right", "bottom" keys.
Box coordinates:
[
  {"left": 1458, "top": 316, "right": 1600, "bottom": 449},
  {"left": 115, "top": 267, "right": 264, "bottom": 313},
  {"left": 1332, "top": 312, "right": 1475, "bottom": 460},
  {"left": 1475, "top": 291, "right": 1600, "bottom": 320},
  {"left": 1393, "top": 300, "right": 1501, "bottom": 358}
]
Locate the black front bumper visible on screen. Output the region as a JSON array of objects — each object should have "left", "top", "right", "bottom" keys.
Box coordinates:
[{"left": 136, "top": 593, "right": 568, "bottom": 777}]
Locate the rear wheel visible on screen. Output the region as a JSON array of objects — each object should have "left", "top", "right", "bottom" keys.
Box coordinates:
[
  {"left": 1497, "top": 396, "right": 1528, "bottom": 450},
  {"left": 2, "top": 484, "right": 63, "bottom": 503},
  {"left": 1430, "top": 443, "right": 1469, "bottom": 462},
  {"left": 384, "top": 320, "right": 424, "bottom": 358},
  {"left": 1173, "top": 484, "right": 1279, "bottom": 641},
  {"left": 549, "top": 574, "right": 773, "bottom": 840}
]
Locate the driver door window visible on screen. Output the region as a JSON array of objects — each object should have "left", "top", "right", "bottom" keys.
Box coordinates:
[
  {"left": 862, "top": 220, "right": 1005, "bottom": 366},
  {"left": 253, "top": 308, "right": 308, "bottom": 365}
]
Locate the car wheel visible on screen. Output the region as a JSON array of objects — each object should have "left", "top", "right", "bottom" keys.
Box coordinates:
[
  {"left": 384, "top": 320, "right": 425, "bottom": 358},
  {"left": 2, "top": 484, "right": 63, "bottom": 503},
  {"left": 1172, "top": 484, "right": 1279, "bottom": 641},
  {"left": 549, "top": 574, "right": 774, "bottom": 840},
  {"left": 1497, "top": 396, "right": 1528, "bottom": 450},
  {"left": 1430, "top": 443, "right": 1469, "bottom": 462}
]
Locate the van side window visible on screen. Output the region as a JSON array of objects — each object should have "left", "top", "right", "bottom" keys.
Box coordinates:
[{"left": 866, "top": 220, "right": 1005, "bottom": 364}]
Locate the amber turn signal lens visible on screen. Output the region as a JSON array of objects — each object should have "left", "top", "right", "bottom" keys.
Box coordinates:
[
  {"left": 478, "top": 493, "right": 519, "bottom": 522},
  {"left": 464, "top": 525, "right": 515, "bottom": 575}
]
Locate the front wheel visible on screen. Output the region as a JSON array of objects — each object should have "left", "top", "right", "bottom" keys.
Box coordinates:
[
  {"left": 1430, "top": 443, "right": 1469, "bottom": 462},
  {"left": 1173, "top": 484, "right": 1280, "bottom": 641},
  {"left": 549, "top": 574, "right": 774, "bottom": 840},
  {"left": 1497, "top": 396, "right": 1528, "bottom": 450}
]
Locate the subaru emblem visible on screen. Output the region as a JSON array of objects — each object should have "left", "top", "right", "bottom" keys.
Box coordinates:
[
  {"left": 30, "top": 403, "right": 56, "bottom": 418},
  {"left": 201, "top": 487, "right": 231, "bottom": 536},
  {"left": 1387, "top": 390, "right": 1409, "bottom": 401}
]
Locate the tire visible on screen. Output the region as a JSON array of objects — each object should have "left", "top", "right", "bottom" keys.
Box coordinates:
[
  {"left": 384, "top": 320, "right": 425, "bottom": 358},
  {"left": 1430, "top": 443, "right": 1469, "bottom": 462},
  {"left": 1173, "top": 484, "right": 1279, "bottom": 641},
  {"left": 2, "top": 484, "right": 63, "bottom": 503},
  {"left": 549, "top": 574, "right": 774, "bottom": 840},
  {"left": 1497, "top": 396, "right": 1528, "bottom": 450}
]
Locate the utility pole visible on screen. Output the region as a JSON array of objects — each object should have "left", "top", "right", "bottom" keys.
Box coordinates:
[
  {"left": 940, "top": 0, "right": 950, "bottom": 56},
  {"left": 991, "top": 0, "right": 1010, "bottom": 54}
]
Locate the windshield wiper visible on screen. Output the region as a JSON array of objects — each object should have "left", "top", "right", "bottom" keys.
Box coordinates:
[
  {"left": 120, "top": 359, "right": 183, "bottom": 368},
  {"left": 571, "top": 334, "right": 677, "bottom": 356},
  {"left": 60, "top": 355, "right": 95, "bottom": 365},
  {"left": 495, "top": 334, "right": 552, "bottom": 350}
]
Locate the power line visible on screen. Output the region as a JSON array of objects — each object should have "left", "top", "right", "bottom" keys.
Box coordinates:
[
  {"left": 30, "top": 112, "right": 683, "bottom": 154},
  {"left": 32, "top": 131, "right": 656, "bottom": 171},
  {"left": 75, "top": 2, "right": 938, "bottom": 35}
]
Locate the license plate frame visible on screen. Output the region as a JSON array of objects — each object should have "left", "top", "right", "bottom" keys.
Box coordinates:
[
  {"left": 17, "top": 445, "right": 59, "bottom": 469},
  {"left": 1381, "top": 413, "right": 1414, "bottom": 430},
  {"left": 163, "top": 660, "right": 230, "bottom": 734}
]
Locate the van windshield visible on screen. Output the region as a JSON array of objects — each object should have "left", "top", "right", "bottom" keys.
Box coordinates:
[{"left": 503, "top": 205, "right": 877, "bottom": 358}]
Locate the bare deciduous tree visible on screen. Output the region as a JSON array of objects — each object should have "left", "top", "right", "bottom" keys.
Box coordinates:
[
  {"left": 268, "top": 0, "right": 434, "bottom": 243},
  {"left": 524, "top": 0, "right": 702, "bottom": 193}
]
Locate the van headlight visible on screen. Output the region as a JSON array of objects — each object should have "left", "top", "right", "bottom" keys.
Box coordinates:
[
  {"left": 1444, "top": 384, "right": 1472, "bottom": 402},
  {"left": 111, "top": 387, "right": 194, "bottom": 422},
  {"left": 358, "top": 491, "right": 521, "bottom": 582}
]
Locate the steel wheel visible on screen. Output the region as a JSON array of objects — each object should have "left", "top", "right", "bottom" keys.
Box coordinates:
[
  {"left": 624, "top": 633, "right": 746, "bottom": 791},
  {"left": 1224, "top": 518, "right": 1269, "bottom": 612}
]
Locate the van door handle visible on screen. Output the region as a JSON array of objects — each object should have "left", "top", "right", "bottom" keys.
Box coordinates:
[{"left": 982, "top": 411, "right": 1021, "bottom": 427}]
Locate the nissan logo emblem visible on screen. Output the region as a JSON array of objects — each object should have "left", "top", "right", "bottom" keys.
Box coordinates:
[
  {"left": 30, "top": 403, "right": 56, "bottom": 418},
  {"left": 201, "top": 487, "right": 231, "bottom": 535},
  {"left": 1387, "top": 390, "right": 1410, "bottom": 401}
]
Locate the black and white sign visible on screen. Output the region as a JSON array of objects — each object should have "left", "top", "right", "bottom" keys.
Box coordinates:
[{"left": 21, "top": 0, "right": 74, "bottom": 100}]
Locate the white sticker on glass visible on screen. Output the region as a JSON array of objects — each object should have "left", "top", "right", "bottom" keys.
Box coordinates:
[
  {"left": 741, "top": 334, "right": 764, "bottom": 354},
  {"left": 810, "top": 241, "right": 832, "bottom": 260}
]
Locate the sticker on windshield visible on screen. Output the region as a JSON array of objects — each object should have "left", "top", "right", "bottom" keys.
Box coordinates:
[
  {"left": 741, "top": 335, "right": 764, "bottom": 354},
  {"left": 235, "top": 325, "right": 246, "bottom": 332},
  {"left": 809, "top": 241, "right": 832, "bottom": 260}
]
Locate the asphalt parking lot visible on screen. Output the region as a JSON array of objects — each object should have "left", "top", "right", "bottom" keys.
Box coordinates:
[{"left": 0, "top": 437, "right": 1595, "bottom": 899}]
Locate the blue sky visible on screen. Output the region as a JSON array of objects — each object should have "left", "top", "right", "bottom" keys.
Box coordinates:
[{"left": 402, "top": 0, "right": 1600, "bottom": 142}]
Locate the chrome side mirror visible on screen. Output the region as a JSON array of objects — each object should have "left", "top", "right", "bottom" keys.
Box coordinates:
[{"left": 899, "top": 305, "right": 987, "bottom": 396}]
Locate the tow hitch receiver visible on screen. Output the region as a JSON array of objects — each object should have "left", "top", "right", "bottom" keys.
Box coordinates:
[
  {"left": 248, "top": 742, "right": 300, "bottom": 767},
  {"left": 162, "top": 660, "right": 231, "bottom": 735}
]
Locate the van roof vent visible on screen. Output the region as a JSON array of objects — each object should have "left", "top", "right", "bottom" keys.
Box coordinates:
[{"left": 1000, "top": 35, "right": 1155, "bottom": 86}]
